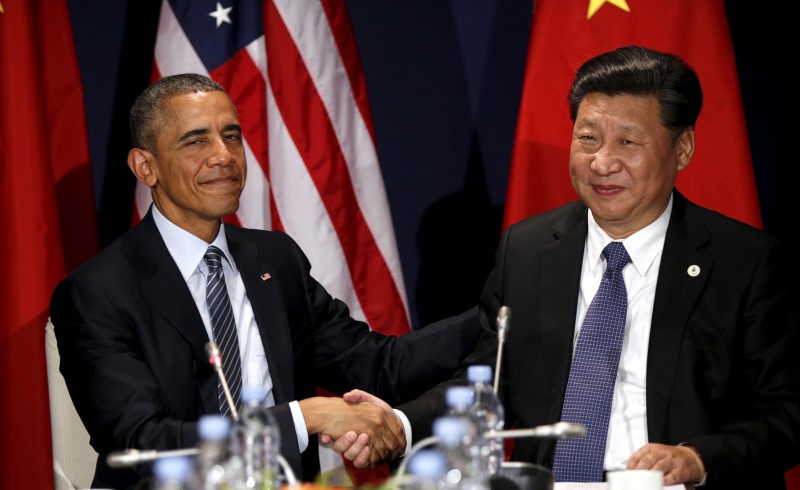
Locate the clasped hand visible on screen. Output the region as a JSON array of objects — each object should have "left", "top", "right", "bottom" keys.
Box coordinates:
[{"left": 301, "top": 389, "right": 405, "bottom": 468}]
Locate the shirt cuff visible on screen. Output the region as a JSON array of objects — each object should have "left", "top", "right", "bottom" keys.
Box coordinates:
[
  {"left": 394, "top": 409, "right": 412, "bottom": 456},
  {"left": 678, "top": 442, "right": 707, "bottom": 486},
  {"left": 289, "top": 400, "right": 309, "bottom": 452}
]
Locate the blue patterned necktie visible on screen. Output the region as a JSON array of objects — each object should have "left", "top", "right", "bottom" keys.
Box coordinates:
[
  {"left": 552, "top": 241, "right": 631, "bottom": 482},
  {"left": 204, "top": 245, "right": 242, "bottom": 416}
]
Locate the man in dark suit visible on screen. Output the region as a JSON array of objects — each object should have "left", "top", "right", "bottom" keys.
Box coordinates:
[
  {"left": 49, "top": 73, "right": 480, "bottom": 489},
  {"left": 399, "top": 46, "right": 800, "bottom": 489}
]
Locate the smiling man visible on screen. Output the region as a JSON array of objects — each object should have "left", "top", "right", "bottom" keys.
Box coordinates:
[
  {"left": 400, "top": 46, "right": 800, "bottom": 489},
  {"left": 49, "top": 74, "right": 479, "bottom": 489}
]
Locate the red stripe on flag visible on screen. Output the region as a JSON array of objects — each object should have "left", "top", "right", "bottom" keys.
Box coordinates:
[
  {"left": 265, "top": 1, "right": 408, "bottom": 335},
  {"left": 319, "top": 0, "right": 377, "bottom": 143}
]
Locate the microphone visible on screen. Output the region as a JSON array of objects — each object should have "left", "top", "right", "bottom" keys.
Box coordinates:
[
  {"left": 205, "top": 341, "right": 239, "bottom": 421},
  {"left": 107, "top": 448, "right": 199, "bottom": 468},
  {"left": 494, "top": 306, "right": 511, "bottom": 395},
  {"left": 108, "top": 449, "right": 300, "bottom": 487},
  {"left": 393, "top": 421, "right": 584, "bottom": 481},
  {"left": 484, "top": 421, "right": 586, "bottom": 440}
]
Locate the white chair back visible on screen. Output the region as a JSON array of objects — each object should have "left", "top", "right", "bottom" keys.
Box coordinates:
[{"left": 45, "top": 318, "right": 98, "bottom": 489}]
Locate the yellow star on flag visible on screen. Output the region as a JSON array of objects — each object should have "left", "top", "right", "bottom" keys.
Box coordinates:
[
  {"left": 587, "top": 0, "right": 630, "bottom": 19},
  {"left": 0, "top": 2, "right": 5, "bottom": 14}
]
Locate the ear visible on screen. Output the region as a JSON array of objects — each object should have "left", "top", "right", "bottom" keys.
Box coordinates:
[
  {"left": 675, "top": 128, "right": 695, "bottom": 171},
  {"left": 127, "top": 148, "right": 158, "bottom": 187}
]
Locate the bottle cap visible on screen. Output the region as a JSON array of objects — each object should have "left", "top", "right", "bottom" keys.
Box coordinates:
[
  {"left": 432, "top": 415, "right": 466, "bottom": 446},
  {"left": 241, "top": 384, "right": 268, "bottom": 403},
  {"left": 445, "top": 386, "right": 473, "bottom": 408},
  {"left": 467, "top": 365, "right": 492, "bottom": 383},
  {"left": 153, "top": 455, "right": 193, "bottom": 482},
  {"left": 198, "top": 414, "right": 231, "bottom": 441},
  {"left": 408, "top": 449, "right": 447, "bottom": 480}
]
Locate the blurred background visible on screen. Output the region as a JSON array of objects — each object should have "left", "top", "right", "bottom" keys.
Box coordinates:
[{"left": 66, "top": 0, "right": 793, "bottom": 328}]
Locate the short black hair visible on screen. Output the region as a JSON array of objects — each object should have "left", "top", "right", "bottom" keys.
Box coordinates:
[
  {"left": 129, "top": 73, "right": 230, "bottom": 152},
  {"left": 567, "top": 45, "right": 703, "bottom": 140}
]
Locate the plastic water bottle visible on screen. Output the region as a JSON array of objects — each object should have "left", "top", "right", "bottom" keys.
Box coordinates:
[
  {"left": 230, "top": 385, "right": 282, "bottom": 489},
  {"left": 153, "top": 455, "right": 194, "bottom": 490},
  {"left": 432, "top": 415, "right": 486, "bottom": 490},
  {"left": 467, "top": 365, "right": 505, "bottom": 475},
  {"left": 444, "top": 386, "right": 481, "bottom": 469},
  {"left": 192, "top": 414, "right": 232, "bottom": 490}
]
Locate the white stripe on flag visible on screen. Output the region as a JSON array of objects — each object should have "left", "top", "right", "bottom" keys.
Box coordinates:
[
  {"left": 266, "top": 77, "right": 366, "bottom": 321},
  {"left": 273, "top": 0, "right": 409, "bottom": 319}
]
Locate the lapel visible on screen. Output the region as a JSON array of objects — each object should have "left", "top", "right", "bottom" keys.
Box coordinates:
[
  {"left": 126, "top": 211, "right": 218, "bottom": 413},
  {"left": 226, "top": 227, "right": 296, "bottom": 404},
  {"left": 646, "top": 192, "right": 712, "bottom": 440},
  {"left": 538, "top": 204, "right": 589, "bottom": 416}
]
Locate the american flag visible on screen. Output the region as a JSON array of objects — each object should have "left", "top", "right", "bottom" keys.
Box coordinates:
[{"left": 135, "top": 0, "right": 411, "bottom": 480}]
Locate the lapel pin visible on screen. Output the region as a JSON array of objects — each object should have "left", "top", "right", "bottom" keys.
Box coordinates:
[
  {"left": 261, "top": 272, "right": 272, "bottom": 281},
  {"left": 687, "top": 265, "right": 700, "bottom": 277}
]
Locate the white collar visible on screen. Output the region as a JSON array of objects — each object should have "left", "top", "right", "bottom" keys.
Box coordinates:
[
  {"left": 151, "top": 205, "right": 237, "bottom": 279},
  {"left": 585, "top": 194, "right": 672, "bottom": 277}
]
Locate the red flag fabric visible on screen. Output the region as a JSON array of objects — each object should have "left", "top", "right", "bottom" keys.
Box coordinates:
[
  {"left": 503, "top": 0, "right": 761, "bottom": 230},
  {"left": 137, "top": 0, "right": 409, "bottom": 484},
  {"left": 0, "top": 0, "right": 98, "bottom": 488},
  {"left": 503, "top": 1, "right": 800, "bottom": 486}
]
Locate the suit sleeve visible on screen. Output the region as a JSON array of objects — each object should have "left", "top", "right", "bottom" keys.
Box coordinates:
[
  {"left": 275, "top": 231, "right": 483, "bottom": 405},
  {"left": 395, "top": 227, "right": 512, "bottom": 441},
  {"left": 686, "top": 239, "right": 800, "bottom": 487}
]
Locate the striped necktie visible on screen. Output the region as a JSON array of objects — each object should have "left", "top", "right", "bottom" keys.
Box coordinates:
[{"left": 204, "top": 245, "right": 242, "bottom": 416}]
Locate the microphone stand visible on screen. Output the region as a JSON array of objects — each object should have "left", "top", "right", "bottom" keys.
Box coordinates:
[
  {"left": 494, "top": 306, "right": 511, "bottom": 395},
  {"left": 393, "top": 421, "right": 585, "bottom": 481},
  {"left": 107, "top": 449, "right": 299, "bottom": 487},
  {"left": 205, "top": 341, "right": 239, "bottom": 421}
]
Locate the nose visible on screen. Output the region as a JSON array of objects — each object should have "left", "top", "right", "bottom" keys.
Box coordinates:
[
  {"left": 590, "top": 146, "right": 621, "bottom": 175},
  {"left": 208, "top": 138, "right": 236, "bottom": 166}
]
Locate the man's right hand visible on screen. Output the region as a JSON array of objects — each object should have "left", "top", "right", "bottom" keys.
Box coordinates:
[{"left": 299, "top": 394, "right": 405, "bottom": 466}]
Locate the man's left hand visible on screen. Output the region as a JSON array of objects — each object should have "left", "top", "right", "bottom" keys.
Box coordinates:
[{"left": 627, "top": 442, "right": 705, "bottom": 486}]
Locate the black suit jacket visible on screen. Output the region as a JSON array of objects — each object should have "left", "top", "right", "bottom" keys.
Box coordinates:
[
  {"left": 401, "top": 191, "right": 800, "bottom": 489},
  {"left": 49, "top": 210, "right": 480, "bottom": 489}
]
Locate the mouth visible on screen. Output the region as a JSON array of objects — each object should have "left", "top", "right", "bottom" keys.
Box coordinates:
[
  {"left": 591, "top": 183, "right": 623, "bottom": 196},
  {"left": 201, "top": 175, "right": 240, "bottom": 186}
]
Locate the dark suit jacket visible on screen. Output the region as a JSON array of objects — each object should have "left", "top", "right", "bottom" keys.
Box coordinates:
[
  {"left": 49, "top": 210, "right": 480, "bottom": 490},
  {"left": 401, "top": 191, "right": 800, "bottom": 489}
]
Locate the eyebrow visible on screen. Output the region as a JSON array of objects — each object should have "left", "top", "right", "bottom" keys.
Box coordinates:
[{"left": 176, "top": 123, "right": 242, "bottom": 144}]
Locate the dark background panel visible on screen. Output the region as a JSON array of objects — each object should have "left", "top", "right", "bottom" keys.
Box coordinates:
[{"left": 67, "top": 0, "right": 793, "bottom": 328}]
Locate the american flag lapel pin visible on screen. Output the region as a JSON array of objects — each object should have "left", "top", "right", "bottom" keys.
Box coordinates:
[{"left": 261, "top": 272, "right": 272, "bottom": 281}]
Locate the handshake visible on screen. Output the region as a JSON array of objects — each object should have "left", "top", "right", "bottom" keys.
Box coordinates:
[{"left": 305, "top": 389, "right": 406, "bottom": 469}]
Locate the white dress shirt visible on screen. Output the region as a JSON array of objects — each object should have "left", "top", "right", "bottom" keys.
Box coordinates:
[
  {"left": 152, "top": 206, "right": 310, "bottom": 452},
  {"left": 573, "top": 196, "right": 672, "bottom": 471}
]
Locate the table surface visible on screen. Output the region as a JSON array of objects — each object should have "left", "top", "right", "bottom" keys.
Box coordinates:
[{"left": 554, "top": 484, "right": 689, "bottom": 489}]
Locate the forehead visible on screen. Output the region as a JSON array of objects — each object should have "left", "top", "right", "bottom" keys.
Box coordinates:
[
  {"left": 161, "top": 91, "right": 238, "bottom": 128},
  {"left": 576, "top": 93, "right": 662, "bottom": 128}
]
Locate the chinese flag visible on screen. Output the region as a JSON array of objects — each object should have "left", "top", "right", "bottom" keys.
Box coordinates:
[
  {"left": 503, "top": 0, "right": 761, "bottom": 230},
  {"left": 0, "top": 0, "right": 98, "bottom": 488}
]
